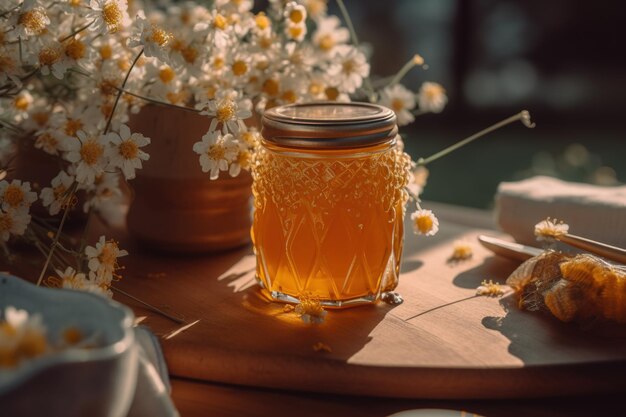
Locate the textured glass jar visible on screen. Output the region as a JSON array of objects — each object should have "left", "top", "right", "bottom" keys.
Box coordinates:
[{"left": 252, "top": 102, "right": 410, "bottom": 307}]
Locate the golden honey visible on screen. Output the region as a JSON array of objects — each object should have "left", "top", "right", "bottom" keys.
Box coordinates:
[{"left": 252, "top": 103, "right": 409, "bottom": 307}]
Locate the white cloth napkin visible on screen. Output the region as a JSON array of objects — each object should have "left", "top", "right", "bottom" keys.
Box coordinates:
[
  {"left": 127, "top": 326, "right": 179, "bottom": 417},
  {"left": 495, "top": 176, "right": 626, "bottom": 247}
]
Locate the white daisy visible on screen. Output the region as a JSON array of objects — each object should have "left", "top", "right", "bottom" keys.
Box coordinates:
[
  {"left": 86, "top": 0, "right": 130, "bottom": 35},
  {"left": 411, "top": 208, "right": 439, "bottom": 236},
  {"left": 0, "top": 180, "right": 37, "bottom": 211},
  {"left": 127, "top": 15, "right": 172, "bottom": 63},
  {"left": 13, "top": 0, "right": 50, "bottom": 37},
  {"left": 192, "top": 131, "right": 239, "bottom": 180},
  {"left": 40, "top": 171, "right": 75, "bottom": 216},
  {"left": 203, "top": 10, "right": 234, "bottom": 49},
  {"left": 84, "top": 235, "right": 128, "bottom": 286},
  {"left": 198, "top": 93, "right": 252, "bottom": 135},
  {"left": 418, "top": 82, "right": 447, "bottom": 114},
  {"left": 215, "top": 0, "right": 254, "bottom": 14},
  {"left": 379, "top": 84, "right": 416, "bottom": 126},
  {"left": 82, "top": 173, "right": 122, "bottom": 213},
  {"left": 534, "top": 218, "right": 569, "bottom": 242},
  {"left": 34, "top": 130, "right": 64, "bottom": 155},
  {"left": 0, "top": 306, "right": 48, "bottom": 365},
  {"left": 63, "top": 130, "right": 110, "bottom": 186},
  {"left": 0, "top": 45, "right": 23, "bottom": 87},
  {"left": 312, "top": 15, "right": 349, "bottom": 54},
  {"left": 0, "top": 208, "right": 31, "bottom": 242},
  {"left": 327, "top": 45, "right": 370, "bottom": 94},
  {"left": 38, "top": 41, "right": 71, "bottom": 80},
  {"left": 54, "top": 267, "right": 111, "bottom": 297},
  {"left": 105, "top": 124, "right": 150, "bottom": 180}
]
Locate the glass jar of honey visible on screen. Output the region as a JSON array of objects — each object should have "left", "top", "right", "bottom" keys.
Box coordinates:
[{"left": 252, "top": 102, "right": 410, "bottom": 307}]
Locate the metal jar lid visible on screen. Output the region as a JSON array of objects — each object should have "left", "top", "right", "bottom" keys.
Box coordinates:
[{"left": 261, "top": 102, "right": 398, "bottom": 150}]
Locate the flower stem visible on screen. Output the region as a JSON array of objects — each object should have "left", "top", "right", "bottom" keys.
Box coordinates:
[
  {"left": 118, "top": 88, "right": 201, "bottom": 113},
  {"left": 388, "top": 55, "right": 424, "bottom": 87},
  {"left": 104, "top": 48, "right": 144, "bottom": 134},
  {"left": 68, "top": 67, "right": 201, "bottom": 114},
  {"left": 417, "top": 110, "right": 535, "bottom": 166},
  {"left": 36, "top": 184, "right": 77, "bottom": 286},
  {"left": 111, "top": 286, "right": 186, "bottom": 324},
  {"left": 59, "top": 19, "right": 94, "bottom": 42},
  {"left": 335, "top": 0, "right": 376, "bottom": 102}
]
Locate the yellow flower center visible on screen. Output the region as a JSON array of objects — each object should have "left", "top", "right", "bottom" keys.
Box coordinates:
[
  {"left": 38, "top": 46, "right": 61, "bottom": 66},
  {"left": 99, "top": 79, "right": 118, "bottom": 96},
  {"left": 415, "top": 214, "right": 433, "bottom": 234},
  {"left": 63, "top": 327, "right": 83, "bottom": 345},
  {"left": 14, "top": 96, "right": 30, "bottom": 111},
  {"left": 324, "top": 86, "right": 339, "bottom": 100},
  {"left": 232, "top": 60, "right": 248, "bottom": 76},
  {"left": 18, "top": 8, "right": 48, "bottom": 35},
  {"left": 318, "top": 34, "right": 334, "bottom": 51},
  {"left": 241, "top": 131, "right": 257, "bottom": 146},
  {"left": 212, "top": 56, "right": 224, "bottom": 69},
  {"left": 425, "top": 84, "right": 444, "bottom": 99},
  {"left": 281, "top": 90, "right": 297, "bottom": 103},
  {"left": 158, "top": 66, "right": 175, "bottom": 83},
  {"left": 213, "top": 13, "right": 227, "bottom": 30},
  {"left": 216, "top": 101, "right": 235, "bottom": 122},
  {"left": 33, "top": 112, "right": 49, "bottom": 126},
  {"left": 64, "top": 119, "right": 83, "bottom": 137},
  {"left": 99, "top": 44, "right": 113, "bottom": 59},
  {"left": 237, "top": 150, "right": 252, "bottom": 170},
  {"left": 53, "top": 184, "right": 67, "bottom": 200},
  {"left": 102, "top": 1, "right": 123, "bottom": 31},
  {"left": 289, "top": 9, "right": 305, "bottom": 24},
  {"left": 205, "top": 85, "right": 217, "bottom": 100},
  {"left": 100, "top": 102, "right": 114, "bottom": 118},
  {"left": 255, "top": 13, "right": 270, "bottom": 30},
  {"left": 259, "top": 36, "right": 273, "bottom": 49},
  {"left": 3, "top": 185, "right": 24, "bottom": 208},
  {"left": 65, "top": 39, "right": 86, "bottom": 60},
  {"left": 148, "top": 25, "right": 171, "bottom": 47},
  {"left": 342, "top": 59, "right": 355, "bottom": 75},
  {"left": 181, "top": 45, "right": 197, "bottom": 64},
  {"left": 262, "top": 79, "right": 279, "bottom": 96},
  {"left": 99, "top": 242, "right": 119, "bottom": 267},
  {"left": 288, "top": 25, "right": 303, "bottom": 39},
  {"left": 0, "top": 322, "right": 17, "bottom": 337},
  {"left": 19, "top": 330, "right": 48, "bottom": 358},
  {"left": 391, "top": 98, "right": 404, "bottom": 112},
  {"left": 207, "top": 143, "right": 226, "bottom": 161},
  {"left": 166, "top": 91, "right": 186, "bottom": 104},
  {"left": 80, "top": 139, "right": 104, "bottom": 165},
  {"left": 0, "top": 212, "right": 13, "bottom": 232},
  {"left": 69, "top": 0, "right": 81, "bottom": 6},
  {"left": 36, "top": 133, "right": 58, "bottom": 151},
  {"left": 309, "top": 81, "right": 324, "bottom": 96},
  {"left": 118, "top": 140, "right": 138, "bottom": 160}
]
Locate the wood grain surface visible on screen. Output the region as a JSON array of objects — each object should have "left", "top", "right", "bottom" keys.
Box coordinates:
[
  {"left": 113, "top": 203, "right": 626, "bottom": 399},
  {"left": 6, "top": 203, "right": 626, "bottom": 401}
]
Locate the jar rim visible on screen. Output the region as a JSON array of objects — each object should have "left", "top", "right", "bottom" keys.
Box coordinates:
[{"left": 262, "top": 102, "right": 397, "bottom": 150}]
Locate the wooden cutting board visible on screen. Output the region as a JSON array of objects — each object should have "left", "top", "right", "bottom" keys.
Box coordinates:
[
  {"left": 7, "top": 204, "right": 626, "bottom": 399},
  {"left": 107, "top": 203, "right": 626, "bottom": 399}
]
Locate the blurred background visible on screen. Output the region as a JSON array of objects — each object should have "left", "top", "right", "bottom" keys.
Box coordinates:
[{"left": 325, "top": 0, "right": 626, "bottom": 208}]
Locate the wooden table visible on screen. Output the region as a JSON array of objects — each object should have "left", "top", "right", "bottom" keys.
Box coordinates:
[{"left": 6, "top": 203, "right": 626, "bottom": 416}]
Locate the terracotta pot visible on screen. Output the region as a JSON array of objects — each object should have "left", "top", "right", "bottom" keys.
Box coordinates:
[{"left": 127, "top": 105, "right": 253, "bottom": 253}]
